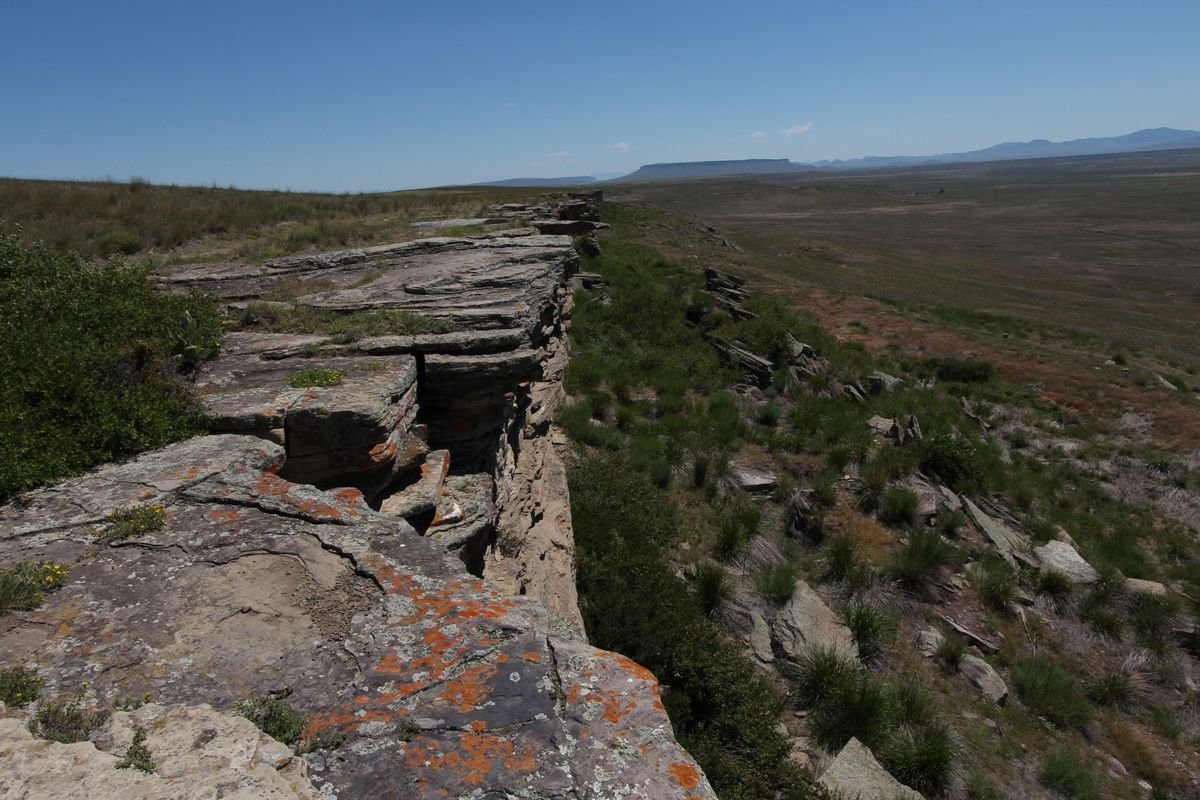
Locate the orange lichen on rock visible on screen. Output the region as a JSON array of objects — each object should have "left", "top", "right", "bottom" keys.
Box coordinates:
[
  {"left": 669, "top": 762, "right": 701, "bottom": 789},
  {"left": 438, "top": 661, "right": 498, "bottom": 713}
]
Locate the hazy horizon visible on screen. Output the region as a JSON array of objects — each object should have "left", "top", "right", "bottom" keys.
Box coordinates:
[{"left": 4, "top": 0, "right": 1200, "bottom": 191}]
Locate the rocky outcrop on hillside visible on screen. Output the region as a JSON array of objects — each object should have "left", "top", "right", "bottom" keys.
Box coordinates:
[{"left": 0, "top": 200, "right": 717, "bottom": 799}]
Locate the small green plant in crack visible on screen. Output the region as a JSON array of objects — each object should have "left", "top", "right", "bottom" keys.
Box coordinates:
[
  {"left": 33, "top": 693, "right": 110, "bottom": 744},
  {"left": 101, "top": 504, "right": 165, "bottom": 542},
  {"left": 0, "top": 561, "right": 70, "bottom": 613},
  {"left": 234, "top": 696, "right": 306, "bottom": 745},
  {"left": 286, "top": 367, "right": 346, "bottom": 388},
  {"left": 0, "top": 666, "right": 43, "bottom": 706},
  {"left": 116, "top": 726, "right": 155, "bottom": 773},
  {"left": 113, "top": 691, "right": 154, "bottom": 711}
]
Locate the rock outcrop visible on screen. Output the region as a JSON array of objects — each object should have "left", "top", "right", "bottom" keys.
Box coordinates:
[
  {"left": 818, "top": 737, "right": 923, "bottom": 799},
  {"left": 1, "top": 200, "right": 716, "bottom": 798},
  {"left": 771, "top": 580, "right": 859, "bottom": 661}
]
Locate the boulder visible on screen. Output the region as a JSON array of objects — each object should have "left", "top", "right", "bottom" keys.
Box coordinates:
[
  {"left": 917, "top": 627, "right": 945, "bottom": 657},
  {"left": 379, "top": 449, "right": 451, "bottom": 521},
  {"left": 1033, "top": 540, "right": 1098, "bottom": 584},
  {"left": 868, "top": 370, "right": 904, "bottom": 393},
  {"left": 771, "top": 581, "right": 858, "bottom": 661},
  {"left": 818, "top": 737, "right": 923, "bottom": 800},
  {"left": 1125, "top": 577, "right": 1168, "bottom": 597},
  {"left": 960, "top": 653, "right": 1008, "bottom": 704}
]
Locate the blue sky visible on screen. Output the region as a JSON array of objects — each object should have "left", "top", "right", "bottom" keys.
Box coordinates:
[{"left": 2, "top": 0, "right": 1198, "bottom": 191}]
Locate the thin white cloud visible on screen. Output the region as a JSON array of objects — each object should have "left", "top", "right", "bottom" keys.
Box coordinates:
[
  {"left": 548, "top": 149, "right": 570, "bottom": 159},
  {"left": 505, "top": 102, "right": 517, "bottom": 108},
  {"left": 750, "top": 131, "right": 766, "bottom": 139},
  {"left": 610, "top": 142, "right": 630, "bottom": 150},
  {"left": 784, "top": 122, "right": 813, "bottom": 135}
]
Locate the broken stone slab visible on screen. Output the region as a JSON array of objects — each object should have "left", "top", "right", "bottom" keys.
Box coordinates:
[
  {"left": 1155, "top": 374, "right": 1178, "bottom": 391},
  {"left": 354, "top": 328, "right": 528, "bottom": 355},
  {"left": 728, "top": 463, "right": 779, "bottom": 494},
  {"left": 0, "top": 703, "right": 319, "bottom": 799},
  {"left": 427, "top": 472, "right": 494, "bottom": 574},
  {"left": 936, "top": 613, "right": 999, "bottom": 653},
  {"left": 960, "top": 653, "right": 1008, "bottom": 704},
  {"left": 531, "top": 218, "right": 604, "bottom": 235},
  {"left": 906, "top": 413, "right": 923, "bottom": 440},
  {"left": 410, "top": 217, "right": 506, "bottom": 230},
  {"left": 0, "top": 434, "right": 715, "bottom": 800},
  {"left": 843, "top": 383, "right": 867, "bottom": 403},
  {"left": 962, "top": 496, "right": 1027, "bottom": 564},
  {"left": 379, "top": 449, "right": 450, "bottom": 520},
  {"left": 771, "top": 580, "right": 858, "bottom": 661},
  {"left": 818, "top": 737, "right": 923, "bottom": 800},
  {"left": 1033, "top": 539, "right": 1098, "bottom": 584},
  {"left": 750, "top": 610, "right": 775, "bottom": 663}
]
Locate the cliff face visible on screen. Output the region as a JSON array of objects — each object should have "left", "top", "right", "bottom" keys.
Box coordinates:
[{"left": 0, "top": 202, "right": 716, "bottom": 799}]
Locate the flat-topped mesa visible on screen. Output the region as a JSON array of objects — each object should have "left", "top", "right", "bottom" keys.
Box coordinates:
[{"left": 0, "top": 435, "right": 716, "bottom": 799}]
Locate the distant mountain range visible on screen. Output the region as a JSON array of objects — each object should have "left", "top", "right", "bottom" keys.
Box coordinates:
[
  {"left": 608, "top": 127, "right": 1200, "bottom": 182},
  {"left": 473, "top": 176, "right": 598, "bottom": 187}
]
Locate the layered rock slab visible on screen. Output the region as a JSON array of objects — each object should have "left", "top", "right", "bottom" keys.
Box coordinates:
[{"left": 0, "top": 435, "right": 713, "bottom": 799}]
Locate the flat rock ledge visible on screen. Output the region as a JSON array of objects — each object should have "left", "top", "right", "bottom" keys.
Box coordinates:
[{"left": 0, "top": 434, "right": 715, "bottom": 799}]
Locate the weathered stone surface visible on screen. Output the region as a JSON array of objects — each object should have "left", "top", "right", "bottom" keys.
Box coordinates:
[
  {"left": 960, "top": 653, "right": 1009, "bottom": 704},
  {"left": 1033, "top": 539, "right": 1098, "bottom": 584},
  {"left": 379, "top": 449, "right": 450, "bottom": 520},
  {"left": 0, "top": 703, "right": 319, "bottom": 799},
  {"left": 0, "top": 435, "right": 714, "bottom": 799},
  {"left": 771, "top": 580, "right": 858, "bottom": 661},
  {"left": 750, "top": 610, "right": 775, "bottom": 662},
  {"left": 531, "top": 218, "right": 604, "bottom": 235},
  {"left": 355, "top": 328, "right": 527, "bottom": 355},
  {"left": 428, "top": 472, "right": 495, "bottom": 573},
  {"left": 917, "top": 627, "right": 945, "bottom": 657},
  {"left": 963, "top": 497, "right": 1027, "bottom": 564},
  {"left": 868, "top": 370, "right": 904, "bottom": 393},
  {"left": 818, "top": 737, "right": 923, "bottom": 800}
]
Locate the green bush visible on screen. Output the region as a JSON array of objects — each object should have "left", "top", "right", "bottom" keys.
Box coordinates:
[
  {"left": 807, "top": 671, "right": 891, "bottom": 751},
  {"left": 935, "top": 631, "right": 967, "bottom": 670},
  {"left": 886, "top": 724, "right": 956, "bottom": 796},
  {"left": 558, "top": 402, "right": 623, "bottom": 449},
  {"left": 1012, "top": 656, "right": 1092, "bottom": 728},
  {"left": 0, "top": 230, "right": 222, "bottom": 499},
  {"left": 714, "top": 499, "right": 759, "bottom": 562},
  {"left": 234, "top": 696, "right": 306, "bottom": 745},
  {"left": 570, "top": 453, "right": 812, "bottom": 799},
  {"left": 1086, "top": 668, "right": 1133, "bottom": 709},
  {"left": 689, "top": 561, "right": 732, "bottom": 617},
  {"left": 842, "top": 601, "right": 895, "bottom": 663},
  {"left": 101, "top": 503, "right": 166, "bottom": 541},
  {"left": 922, "top": 357, "right": 995, "bottom": 384},
  {"left": 879, "top": 486, "right": 920, "bottom": 525},
  {"left": 917, "top": 432, "right": 988, "bottom": 493},
  {"left": 810, "top": 473, "right": 838, "bottom": 508},
  {"left": 973, "top": 558, "right": 1016, "bottom": 610},
  {"left": 0, "top": 666, "right": 43, "bottom": 706},
  {"left": 1040, "top": 748, "right": 1098, "bottom": 799},
  {"left": 97, "top": 228, "right": 143, "bottom": 256},
  {"left": 889, "top": 529, "right": 960, "bottom": 585},
  {"left": 32, "top": 694, "right": 109, "bottom": 743},
  {"left": 0, "top": 561, "right": 70, "bottom": 614},
  {"left": 754, "top": 562, "right": 796, "bottom": 605}
]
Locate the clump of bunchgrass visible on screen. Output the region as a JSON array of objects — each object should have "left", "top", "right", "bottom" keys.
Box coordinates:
[
  {"left": 754, "top": 562, "right": 796, "bottom": 605},
  {"left": 689, "top": 560, "right": 732, "bottom": 617},
  {"left": 0, "top": 561, "right": 69, "bottom": 613}
]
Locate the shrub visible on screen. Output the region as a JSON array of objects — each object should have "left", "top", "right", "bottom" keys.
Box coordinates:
[
  {"left": 692, "top": 453, "right": 710, "bottom": 488},
  {"left": 689, "top": 561, "right": 732, "bottom": 617},
  {"left": 0, "top": 561, "right": 70, "bottom": 614},
  {"left": 714, "top": 500, "right": 759, "bottom": 562},
  {"left": 923, "top": 357, "right": 995, "bottom": 384},
  {"left": 0, "top": 230, "right": 223, "bottom": 499},
  {"left": 286, "top": 367, "right": 345, "bottom": 388},
  {"left": 116, "top": 726, "right": 156, "bottom": 773},
  {"left": 807, "top": 670, "right": 891, "bottom": 751},
  {"left": 889, "top": 529, "right": 960, "bottom": 585},
  {"left": 886, "top": 724, "right": 956, "bottom": 796},
  {"left": 843, "top": 602, "right": 895, "bottom": 663},
  {"left": 1012, "top": 656, "right": 1092, "bottom": 728},
  {"left": 1086, "top": 668, "right": 1133, "bottom": 709},
  {"left": 1040, "top": 748, "right": 1098, "bottom": 799},
  {"left": 558, "top": 402, "right": 623, "bottom": 449},
  {"left": 234, "top": 696, "right": 306, "bottom": 745},
  {"left": 790, "top": 646, "right": 861, "bottom": 708},
  {"left": 754, "top": 563, "right": 796, "bottom": 605},
  {"left": 1080, "top": 573, "right": 1124, "bottom": 638},
  {"left": 756, "top": 401, "right": 780, "bottom": 427},
  {"left": 972, "top": 558, "right": 1016, "bottom": 611},
  {"left": 1036, "top": 569, "right": 1074, "bottom": 600},
  {"left": 917, "top": 433, "right": 987, "bottom": 493},
  {"left": 0, "top": 666, "right": 43, "bottom": 706},
  {"left": 32, "top": 695, "right": 110, "bottom": 743},
  {"left": 101, "top": 503, "right": 165, "bottom": 541},
  {"left": 879, "top": 486, "right": 919, "bottom": 525},
  {"left": 97, "top": 228, "right": 143, "bottom": 255},
  {"left": 935, "top": 632, "right": 967, "bottom": 670},
  {"left": 822, "top": 534, "right": 865, "bottom": 584},
  {"left": 810, "top": 473, "right": 838, "bottom": 508}
]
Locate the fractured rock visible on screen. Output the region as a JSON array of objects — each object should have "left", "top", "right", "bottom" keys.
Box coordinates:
[
  {"left": 917, "top": 627, "right": 945, "bottom": 657},
  {"left": 818, "top": 737, "right": 923, "bottom": 800},
  {"left": 771, "top": 580, "right": 858, "bottom": 661},
  {"left": 728, "top": 463, "right": 779, "bottom": 494},
  {"left": 379, "top": 449, "right": 451, "bottom": 520},
  {"left": 963, "top": 497, "right": 1027, "bottom": 564}
]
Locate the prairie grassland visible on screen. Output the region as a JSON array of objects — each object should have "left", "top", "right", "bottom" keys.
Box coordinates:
[
  {"left": 0, "top": 177, "right": 531, "bottom": 263},
  {"left": 609, "top": 147, "right": 1200, "bottom": 370}
]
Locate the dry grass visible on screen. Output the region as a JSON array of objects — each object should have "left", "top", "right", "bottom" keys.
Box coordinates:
[{"left": 0, "top": 177, "right": 531, "bottom": 263}]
